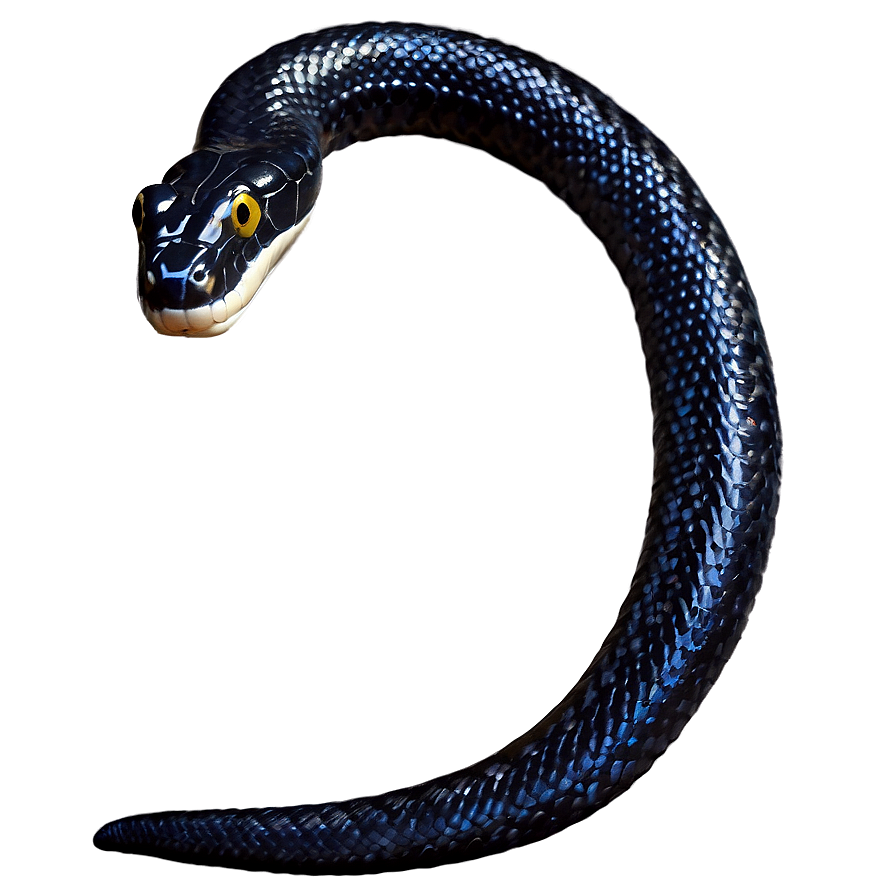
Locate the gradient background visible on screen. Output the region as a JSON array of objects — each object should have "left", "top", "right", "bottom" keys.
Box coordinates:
[{"left": 3, "top": 2, "right": 889, "bottom": 893}]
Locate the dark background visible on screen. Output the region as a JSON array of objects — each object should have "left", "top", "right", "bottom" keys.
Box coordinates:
[{"left": 3, "top": 2, "right": 888, "bottom": 893}]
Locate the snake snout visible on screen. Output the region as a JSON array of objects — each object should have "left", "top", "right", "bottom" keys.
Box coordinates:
[
  {"left": 140, "top": 241, "right": 227, "bottom": 336},
  {"left": 143, "top": 241, "right": 218, "bottom": 308}
]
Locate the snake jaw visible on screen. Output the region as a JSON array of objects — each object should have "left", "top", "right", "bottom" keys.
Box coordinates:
[{"left": 140, "top": 212, "right": 311, "bottom": 337}]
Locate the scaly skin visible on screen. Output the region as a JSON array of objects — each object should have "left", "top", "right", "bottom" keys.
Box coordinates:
[{"left": 96, "top": 22, "right": 781, "bottom": 874}]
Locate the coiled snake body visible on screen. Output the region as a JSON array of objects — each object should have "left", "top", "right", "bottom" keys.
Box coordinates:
[{"left": 96, "top": 22, "right": 781, "bottom": 874}]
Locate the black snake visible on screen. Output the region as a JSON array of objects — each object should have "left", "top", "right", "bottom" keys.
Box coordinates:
[{"left": 95, "top": 22, "right": 781, "bottom": 875}]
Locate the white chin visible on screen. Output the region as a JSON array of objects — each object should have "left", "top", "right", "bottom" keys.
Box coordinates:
[
  {"left": 142, "top": 300, "right": 247, "bottom": 337},
  {"left": 141, "top": 212, "right": 310, "bottom": 337}
]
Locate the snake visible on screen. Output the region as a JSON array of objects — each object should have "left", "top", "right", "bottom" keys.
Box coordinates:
[{"left": 95, "top": 22, "right": 781, "bottom": 875}]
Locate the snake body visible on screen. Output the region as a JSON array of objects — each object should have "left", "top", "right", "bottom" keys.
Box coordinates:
[{"left": 96, "top": 22, "right": 781, "bottom": 874}]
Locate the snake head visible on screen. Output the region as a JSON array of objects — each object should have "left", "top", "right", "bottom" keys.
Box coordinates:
[{"left": 133, "top": 147, "right": 321, "bottom": 336}]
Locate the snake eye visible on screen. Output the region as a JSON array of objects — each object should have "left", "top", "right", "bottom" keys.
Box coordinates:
[
  {"left": 231, "top": 193, "right": 261, "bottom": 238},
  {"left": 132, "top": 193, "right": 144, "bottom": 232}
]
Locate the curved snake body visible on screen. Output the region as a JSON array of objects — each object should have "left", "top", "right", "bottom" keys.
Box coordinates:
[{"left": 96, "top": 22, "right": 781, "bottom": 874}]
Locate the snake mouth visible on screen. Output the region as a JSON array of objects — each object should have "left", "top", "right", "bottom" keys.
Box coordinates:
[
  {"left": 140, "top": 212, "right": 311, "bottom": 337},
  {"left": 141, "top": 292, "right": 249, "bottom": 337}
]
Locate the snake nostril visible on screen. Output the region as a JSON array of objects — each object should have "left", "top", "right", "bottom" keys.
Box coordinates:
[{"left": 192, "top": 265, "right": 207, "bottom": 284}]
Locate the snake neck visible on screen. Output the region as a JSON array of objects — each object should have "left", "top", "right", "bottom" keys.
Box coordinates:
[{"left": 198, "top": 24, "right": 652, "bottom": 237}]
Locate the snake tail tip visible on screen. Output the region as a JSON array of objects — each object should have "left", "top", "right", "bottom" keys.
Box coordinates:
[
  {"left": 93, "top": 821, "right": 116, "bottom": 851},
  {"left": 93, "top": 817, "right": 139, "bottom": 853}
]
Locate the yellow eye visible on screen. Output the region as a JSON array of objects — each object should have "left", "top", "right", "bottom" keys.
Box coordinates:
[{"left": 231, "top": 193, "right": 261, "bottom": 238}]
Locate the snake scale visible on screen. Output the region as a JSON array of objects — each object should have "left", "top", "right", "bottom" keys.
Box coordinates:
[{"left": 94, "top": 22, "right": 781, "bottom": 875}]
